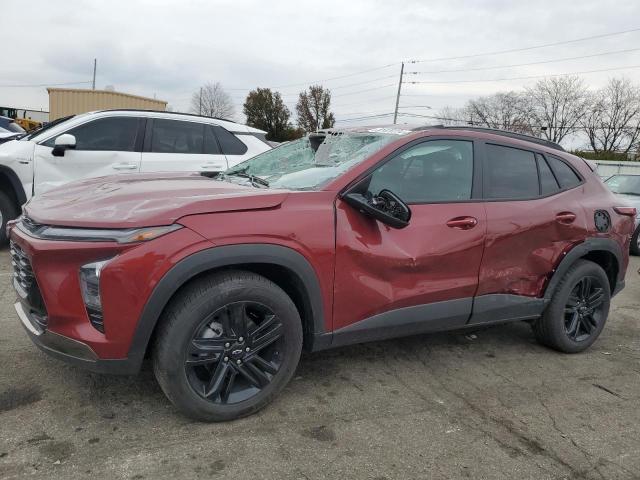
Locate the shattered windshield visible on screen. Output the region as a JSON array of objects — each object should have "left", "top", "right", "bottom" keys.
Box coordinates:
[{"left": 222, "top": 132, "right": 399, "bottom": 190}]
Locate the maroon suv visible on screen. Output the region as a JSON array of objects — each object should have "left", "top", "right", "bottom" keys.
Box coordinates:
[{"left": 9, "top": 126, "right": 635, "bottom": 421}]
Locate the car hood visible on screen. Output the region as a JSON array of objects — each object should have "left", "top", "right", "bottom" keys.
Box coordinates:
[{"left": 24, "top": 172, "right": 289, "bottom": 228}]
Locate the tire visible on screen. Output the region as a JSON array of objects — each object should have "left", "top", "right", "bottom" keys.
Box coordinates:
[
  {"left": 152, "top": 270, "right": 303, "bottom": 422},
  {"left": 0, "top": 190, "right": 18, "bottom": 245},
  {"left": 533, "top": 260, "right": 610, "bottom": 353},
  {"left": 630, "top": 226, "right": 640, "bottom": 256}
]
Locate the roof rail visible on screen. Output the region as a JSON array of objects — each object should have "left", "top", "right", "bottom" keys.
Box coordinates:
[
  {"left": 431, "top": 125, "right": 565, "bottom": 151},
  {"left": 98, "top": 109, "right": 237, "bottom": 124}
]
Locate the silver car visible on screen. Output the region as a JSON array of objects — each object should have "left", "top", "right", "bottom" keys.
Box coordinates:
[{"left": 605, "top": 174, "right": 640, "bottom": 254}]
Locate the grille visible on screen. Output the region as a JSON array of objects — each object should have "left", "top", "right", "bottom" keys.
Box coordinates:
[{"left": 10, "top": 241, "right": 48, "bottom": 328}]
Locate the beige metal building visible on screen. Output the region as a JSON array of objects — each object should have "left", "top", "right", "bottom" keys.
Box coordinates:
[{"left": 47, "top": 88, "right": 167, "bottom": 120}]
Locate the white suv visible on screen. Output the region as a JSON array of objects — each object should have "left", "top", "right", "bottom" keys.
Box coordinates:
[{"left": 0, "top": 110, "right": 271, "bottom": 242}]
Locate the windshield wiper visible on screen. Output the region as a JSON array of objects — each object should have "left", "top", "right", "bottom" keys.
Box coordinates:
[{"left": 222, "top": 172, "right": 270, "bottom": 188}]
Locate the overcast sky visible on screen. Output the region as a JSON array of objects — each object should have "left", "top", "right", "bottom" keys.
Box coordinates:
[{"left": 3, "top": 0, "right": 640, "bottom": 134}]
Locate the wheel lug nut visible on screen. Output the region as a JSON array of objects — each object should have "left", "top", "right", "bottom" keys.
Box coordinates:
[
  {"left": 236, "top": 359, "right": 242, "bottom": 365},
  {"left": 239, "top": 337, "right": 244, "bottom": 342},
  {"left": 245, "top": 347, "right": 250, "bottom": 352},
  {"left": 224, "top": 342, "right": 230, "bottom": 348},
  {"left": 223, "top": 356, "right": 229, "bottom": 362}
]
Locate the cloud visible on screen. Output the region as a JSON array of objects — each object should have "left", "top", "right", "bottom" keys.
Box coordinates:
[{"left": 2, "top": 0, "right": 640, "bottom": 124}]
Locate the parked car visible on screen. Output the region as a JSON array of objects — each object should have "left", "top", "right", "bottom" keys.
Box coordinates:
[
  {"left": 0, "top": 110, "right": 270, "bottom": 243},
  {"left": 604, "top": 173, "right": 640, "bottom": 254},
  {"left": 0, "top": 116, "right": 26, "bottom": 144},
  {"left": 9, "top": 126, "right": 634, "bottom": 421},
  {"left": 0, "top": 126, "right": 23, "bottom": 145}
]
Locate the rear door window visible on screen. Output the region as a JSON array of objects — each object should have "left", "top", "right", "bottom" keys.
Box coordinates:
[
  {"left": 213, "top": 126, "right": 248, "bottom": 155},
  {"left": 537, "top": 154, "right": 560, "bottom": 195},
  {"left": 204, "top": 125, "right": 221, "bottom": 155},
  {"left": 151, "top": 119, "right": 204, "bottom": 154},
  {"left": 547, "top": 155, "right": 582, "bottom": 189},
  {"left": 484, "top": 144, "right": 539, "bottom": 199}
]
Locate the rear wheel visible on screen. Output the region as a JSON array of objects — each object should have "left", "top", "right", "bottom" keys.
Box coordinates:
[
  {"left": 533, "top": 260, "right": 610, "bottom": 353},
  {"left": 153, "top": 270, "right": 303, "bottom": 421},
  {"left": 0, "top": 190, "right": 18, "bottom": 245}
]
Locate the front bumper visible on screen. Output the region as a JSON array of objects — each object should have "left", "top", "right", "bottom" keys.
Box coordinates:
[{"left": 15, "top": 301, "right": 138, "bottom": 374}]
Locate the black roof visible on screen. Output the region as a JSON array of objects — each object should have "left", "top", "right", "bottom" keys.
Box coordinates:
[{"left": 421, "top": 125, "right": 565, "bottom": 152}]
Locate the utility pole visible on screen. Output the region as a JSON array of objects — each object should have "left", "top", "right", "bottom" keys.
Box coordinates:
[
  {"left": 393, "top": 62, "right": 404, "bottom": 124},
  {"left": 199, "top": 87, "right": 203, "bottom": 115},
  {"left": 92, "top": 58, "right": 97, "bottom": 90}
]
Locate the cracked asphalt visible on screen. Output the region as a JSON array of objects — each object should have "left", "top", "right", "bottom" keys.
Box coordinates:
[{"left": 1, "top": 249, "right": 639, "bottom": 480}]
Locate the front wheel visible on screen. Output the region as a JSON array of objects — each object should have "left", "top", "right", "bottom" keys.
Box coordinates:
[
  {"left": 533, "top": 260, "right": 610, "bottom": 353},
  {"left": 153, "top": 270, "right": 303, "bottom": 422}
]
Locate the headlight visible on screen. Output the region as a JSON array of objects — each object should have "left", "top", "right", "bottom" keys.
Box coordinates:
[
  {"left": 79, "top": 259, "right": 111, "bottom": 332},
  {"left": 18, "top": 221, "right": 181, "bottom": 243}
]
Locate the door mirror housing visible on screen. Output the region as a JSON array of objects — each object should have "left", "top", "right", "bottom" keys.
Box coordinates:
[
  {"left": 52, "top": 134, "right": 76, "bottom": 157},
  {"left": 343, "top": 189, "right": 411, "bottom": 229}
]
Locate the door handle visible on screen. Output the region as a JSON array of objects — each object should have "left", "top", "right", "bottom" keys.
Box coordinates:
[
  {"left": 112, "top": 163, "right": 138, "bottom": 170},
  {"left": 201, "top": 163, "right": 224, "bottom": 169},
  {"left": 556, "top": 212, "right": 576, "bottom": 224},
  {"left": 446, "top": 216, "right": 478, "bottom": 230}
]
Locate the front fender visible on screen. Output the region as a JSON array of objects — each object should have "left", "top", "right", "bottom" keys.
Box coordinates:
[{"left": 126, "top": 243, "right": 326, "bottom": 370}]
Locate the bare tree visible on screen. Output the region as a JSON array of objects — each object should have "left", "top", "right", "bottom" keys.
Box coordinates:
[
  {"left": 464, "top": 92, "right": 533, "bottom": 134},
  {"left": 581, "top": 78, "right": 640, "bottom": 155},
  {"left": 296, "top": 85, "right": 335, "bottom": 132},
  {"left": 190, "top": 82, "right": 235, "bottom": 119},
  {"left": 435, "top": 106, "right": 468, "bottom": 126},
  {"left": 523, "top": 76, "right": 588, "bottom": 144}
]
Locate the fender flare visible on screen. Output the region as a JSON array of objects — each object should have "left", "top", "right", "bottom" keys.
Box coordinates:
[
  {"left": 0, "top": 166, "right": 27, "bottom": 205},
  {"left": 126, "top": 243, "right": 326, "bottom": 368},
  {"left": 543, "top": 237, "right": 624, "bottom": 300}
]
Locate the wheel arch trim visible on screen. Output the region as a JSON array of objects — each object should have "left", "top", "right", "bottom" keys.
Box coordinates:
[
  {"left": 126, "top": 243, "right": 326, "bottom": 369},
  {"left": 0, "top": 165, "right": 27, "bottom": 206},
  {"left": 543, "top": 237, "right": 624, "bottom": 300}
]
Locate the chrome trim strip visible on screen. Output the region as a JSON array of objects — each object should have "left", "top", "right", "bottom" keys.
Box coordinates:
[{"left": 15, "top": 301, "right": 43, "bottom": 336}]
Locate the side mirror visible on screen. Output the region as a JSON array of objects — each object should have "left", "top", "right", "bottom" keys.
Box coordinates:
[
  {"left": 52, "top": 134, "right": 76, "bottom": 157},
  {"left": 343, "top": 189, "right": 411, "bottom": 229}
]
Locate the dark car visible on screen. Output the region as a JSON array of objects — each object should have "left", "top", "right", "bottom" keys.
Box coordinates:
[
  {"left": 9, "top": 126, "right": 635, "bottom": 421},
  {"left": 604, "top": 174, "right": 640, "bottom": 254}
]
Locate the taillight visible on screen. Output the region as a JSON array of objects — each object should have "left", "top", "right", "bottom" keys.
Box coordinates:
[{"left": 613, "top": 206, "right": 637, "bottom": 217}]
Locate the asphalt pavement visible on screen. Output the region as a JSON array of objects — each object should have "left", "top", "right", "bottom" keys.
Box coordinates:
[{"left": 1, "top": 250, "right": 639, "bottom": 479}]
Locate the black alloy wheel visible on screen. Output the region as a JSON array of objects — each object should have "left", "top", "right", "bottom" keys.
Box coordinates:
[
  {"left": 153, "top": 270, "right": 303, "bottom": 421},
  {"left": 533, "top": 259, "right": 611, "bottom": 353},
  {"left": 563, "top": 276, "right": 605, "bottom": 342},
  {"left": 185, "top": 301, "right": 284, "bottom": 404}
]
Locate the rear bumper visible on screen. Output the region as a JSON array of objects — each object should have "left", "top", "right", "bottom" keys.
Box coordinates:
[{"left": 15, "top": 301, "right": 139, "bottom": 375}]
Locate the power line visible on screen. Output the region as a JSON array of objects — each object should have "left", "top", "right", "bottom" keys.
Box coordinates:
[
  {"left": 225, "top": 63, "right": 398, "bottom": 91},
  {"left": 403, "top": 63, "right": 640, "bottom": 85},
  {"left": 409, "top": 26, "right": 640, "bottom": 63},
  {"left": 0, "top": 80, "right": 92, "bottom": 88},
  {"left": 408, "top": 47, "right": 640, "bottom": 75},
  {"left": 331, "top": 83, "right": 397, "bottom": 98},
  {"left": 335, "top": 113, "right": 395, "bottom": 123},
  {"left": 331, "top": 95, "right": 397, "bottom": 109},
  {"left": 396, "top": 112, "right": 581, "bottom": 130}
]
